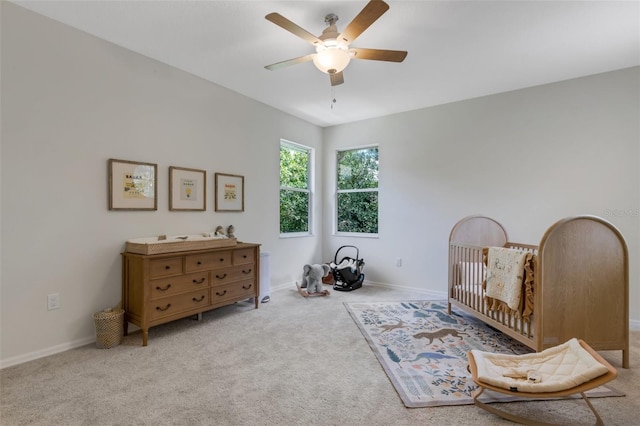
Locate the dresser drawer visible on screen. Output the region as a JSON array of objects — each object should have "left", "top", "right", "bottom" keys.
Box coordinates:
[
  {"left": 122, "top": 242, "right": 261, "bottom": 346},
  {"left": 210, "top": 279, "right": 255, "bottom": 304},
  {"left": 150, "top": 272, "right": 209, "bottom": 300},
  {"left": 211, "top": 264, "right": 255, "bottom": 286},
  {"left": 149, "top": 257, "right": 183, "bottom": 278},
  {"left": 233, "top": 248, "right": 255, "bottom": 265},
  {"left": 149, "top": 290, "right": 210, "bottom": 321},
  {"left": 185, "top": 251, "right": 232, "bottom": 272}
]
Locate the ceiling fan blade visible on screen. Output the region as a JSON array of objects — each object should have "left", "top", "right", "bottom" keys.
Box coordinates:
[
  {"left": 265, "top": 13, "right": 323, "bottom": 47},
  {"left": 330, "top": 72, "right": 344, "bottom": 86},
  {"left": 350, "top": 48, "right": 407, "bottom": 62},
  {"left": 338, "top": 0, "right": 389, "bottom": 45},
  {"left": 265, "top": 54, "right": 315, "bottom": 71}
]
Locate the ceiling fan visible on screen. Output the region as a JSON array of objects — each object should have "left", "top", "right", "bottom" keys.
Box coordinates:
[{"left": 264, "top": 0, "right": 407, "bottom": 87}]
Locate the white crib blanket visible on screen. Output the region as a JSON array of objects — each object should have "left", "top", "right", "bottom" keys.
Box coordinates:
[{"left": 485, "top": 247, "right": 527, "bottom": 311}]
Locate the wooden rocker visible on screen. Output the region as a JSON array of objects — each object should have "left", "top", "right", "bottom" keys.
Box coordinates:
[
  {"left": 467, "top": 338, "right": 618, "bottom": 426},
  {"left": 296, "top": 282, "right": 330, "bottom": 297}
]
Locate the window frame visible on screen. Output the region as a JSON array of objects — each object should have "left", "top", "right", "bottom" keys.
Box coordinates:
[
  {"left": 334, "top": 144, "right": 379, "bottom": 238},
  {"left": 279, "top": 139, "right": 314, "bottom": 238}
]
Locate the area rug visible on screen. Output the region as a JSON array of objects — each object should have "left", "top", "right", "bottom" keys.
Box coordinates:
[{"left": 344, "top": 300, "right": 624, "bottom": 408}]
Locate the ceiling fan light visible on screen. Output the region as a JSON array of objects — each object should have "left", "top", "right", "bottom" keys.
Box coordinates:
[{"left": 313, "top": 46, "right": 351, "bottom": 74}]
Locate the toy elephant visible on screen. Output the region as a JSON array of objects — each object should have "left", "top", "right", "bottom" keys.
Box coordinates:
[{"left": 298, "top": 263, "right": 331, "bottom": 297}]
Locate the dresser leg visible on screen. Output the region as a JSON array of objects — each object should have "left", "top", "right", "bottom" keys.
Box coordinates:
[
  {"left": 123, "top": 320, "right": 129, "bottom": 336},
  {"left": 142, "top": 330, "right": 148, "bottom": 346}
]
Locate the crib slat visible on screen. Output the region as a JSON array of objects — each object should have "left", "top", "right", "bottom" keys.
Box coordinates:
[{"left": 448, "top": 241, "right": 538, "bottom": 346}]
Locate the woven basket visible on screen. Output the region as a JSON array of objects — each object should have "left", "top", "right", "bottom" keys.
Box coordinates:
[{"left": 93, "top": 308, "right": 124, "bottom": 349}]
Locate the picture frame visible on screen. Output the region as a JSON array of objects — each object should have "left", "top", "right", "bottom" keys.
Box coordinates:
[
  {"left": 169, "top": 166, "right": 206, "bottom": 211},
  {"left": 215, "top": 173, "right": 244, "bottom": 212},
  {"left": 108, "top": 158, "right": 157, "bottom": 210}
]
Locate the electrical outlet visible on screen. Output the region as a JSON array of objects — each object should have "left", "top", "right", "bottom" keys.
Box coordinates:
[
  {"left": 47, "top": 293, "right": 60, "bottom": 310},
  {"left": 395, "top": 257, "right": 402, "bottom": 267}
]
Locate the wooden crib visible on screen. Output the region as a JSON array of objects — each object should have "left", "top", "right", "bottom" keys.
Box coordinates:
[{"left": 448, "top": 215, "right": 629, "bottom": 368}]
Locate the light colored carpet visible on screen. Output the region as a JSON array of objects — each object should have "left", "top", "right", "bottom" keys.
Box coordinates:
[
  {"left": 344, "top": 300, "right": 623, "bottom": 407},
  {"left": 1, "top": 285, "right": 638, "bottom": 425}
]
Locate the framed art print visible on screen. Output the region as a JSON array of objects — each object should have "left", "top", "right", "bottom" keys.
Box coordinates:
[
  {"left": 169, "top": 166, "right": 206, "bottom": 211},
  {"left": 108, "top": 158, "right": 157, "bottom": 210},
  {"left": 215, "top": 173, "right": 244, "bottom": 212}
]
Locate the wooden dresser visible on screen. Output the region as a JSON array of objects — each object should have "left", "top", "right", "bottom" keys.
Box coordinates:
[{"left": 121, "top": 242, "right": 260, "bottom": 346}]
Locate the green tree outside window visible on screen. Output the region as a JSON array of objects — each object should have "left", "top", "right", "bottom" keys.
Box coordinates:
[
  {"left": 336, "top": 147, "right": 378, "bottom": 234},
  {"left": 280, "top": 142, "right": 311, "bottom": 234}
]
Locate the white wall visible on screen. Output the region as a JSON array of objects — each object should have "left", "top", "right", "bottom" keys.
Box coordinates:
[
  {"left": 0, "top": 3, "right": 323, "bottom": 367},
  {"left": 323, "top": 67, "right": 639, "bottom": 321},
  {"left": 2, "top": 2, "right": 638, "bottom": 368}
]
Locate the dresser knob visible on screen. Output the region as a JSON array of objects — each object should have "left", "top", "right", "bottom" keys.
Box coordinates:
[
  {"left": 165, "top": 265, "right": 171, "bottom": 270},
  {"left": 242, "top": 269, "right": 252, "bottom": 274},
  {"left": 216, "top": 273, "right": 227, "bottom": 279},
  {"left": 156, "top": 284, "right": 172, "bottom": 291},
  {"left": 193, "top": 278, "right": 206, "bottom": 284},
  {"left": 219, "top": 258, "right": 224, "bottom": 262},
  {"left": 156, "top": 304, "right": 171, "bottom": 312},
  {"left": 243, "top": 255, "right": 247, "bottom": 258},
  {"left": 242, "top": 284, "right": 252, "bottom": 290},
  {"left": 216, "top": 290, "right": 227, "bottom": 296},
  {"left": 197, "top": 261, "right": 202, "bottom": 265},
  {"left": 192, "top": 295, "right": 205, "bottom": 302}
]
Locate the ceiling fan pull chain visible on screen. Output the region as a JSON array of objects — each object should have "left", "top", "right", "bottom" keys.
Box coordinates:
[{"left": 331, "top": 87, "right": 337, "bottom": 109}]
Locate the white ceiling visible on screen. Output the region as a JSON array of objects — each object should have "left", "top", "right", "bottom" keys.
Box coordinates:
[{"left": 12, "top": 0, "right": 640, "bottom": 127}]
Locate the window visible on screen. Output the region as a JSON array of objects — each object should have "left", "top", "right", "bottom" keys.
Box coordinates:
[
  {"left": 336, "top": 146, "right": 379, "bottom": 235},
  {"left": 280, "top": 140, "right": 312, "bottom": 235}
]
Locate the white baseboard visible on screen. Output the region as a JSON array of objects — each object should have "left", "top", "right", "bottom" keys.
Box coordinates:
[
  {"left": 271, "top": 281, "right": 295, "bottom": 293},
  {"left": 272, "top": 279, "right": 446, "bottom": 300},
  {"left": 1, "top": 336, "right": 95, "bottom": 370},
  {"left": 363, "top": 280, "right": 448, "bottom": 300},
  {"left": 272, "top": 280, "right": 640, "bottom": 330},
  {"left": 3, "top": 284, "right": 638, "bottom": 369}
]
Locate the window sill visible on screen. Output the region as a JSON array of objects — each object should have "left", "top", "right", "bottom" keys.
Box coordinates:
[
  {"left": 333, "top": 232, "right": 379, "bottom": 239},
  {"left": 280, "top": 232, "right": 314, "bottom": 239}
]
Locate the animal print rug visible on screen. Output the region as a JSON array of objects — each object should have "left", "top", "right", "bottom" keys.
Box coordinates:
[{"left": 344, "top": 301, "right": 622, "bottom": 407}]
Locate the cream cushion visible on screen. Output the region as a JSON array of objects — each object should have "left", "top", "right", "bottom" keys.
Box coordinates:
[{"left": 470, "top": 338, "right": 609, "bottom": 393}]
